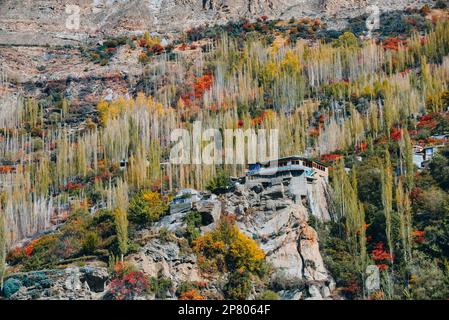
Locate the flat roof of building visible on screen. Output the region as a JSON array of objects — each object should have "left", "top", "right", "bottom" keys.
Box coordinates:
[{"left": 249, "top": 155, "right": 329, "bottom": 168}]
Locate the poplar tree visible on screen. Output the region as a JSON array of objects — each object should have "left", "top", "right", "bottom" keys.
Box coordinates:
[
  {"left": 114, "top": 208, "right": 128, "bottom": 263},
  {"left": 380, "top": 149, "right": 394, "bottom": 263},
  {"left": 332, "top": 161, "right": 367, "bottom": 294},
  {"left": 0, "top": 194, "right": 7, "bottom": 291},
  {"left": 113, "top": 179, "right": 129, "bottom": 262},
  {"left": 396, "top": 178, "right": 412, "bottom": 263},
  {"left": 401, "top": 130, "right": 414, "bottom": 191}
]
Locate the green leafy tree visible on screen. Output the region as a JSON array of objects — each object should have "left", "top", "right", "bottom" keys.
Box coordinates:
[
  {"left": 429, "top": 145, "right": 449, "bottom": 191},
  {"left": 333, "top": 32, "right": 359, "bottom": 48}
]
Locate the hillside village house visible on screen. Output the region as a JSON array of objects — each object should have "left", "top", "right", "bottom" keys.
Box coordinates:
[
  {"left": 245, "top": 155, "right": 329, "bottom": 202},
  {"left": 413, "top": 138, "right": 448, "bottom": 168}
]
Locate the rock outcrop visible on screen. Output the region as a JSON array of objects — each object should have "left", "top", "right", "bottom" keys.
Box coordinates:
[
  {"left": 3, "top": 266, "right": 109, "bottom": 300},
  {"left": 128, "top": 180, "right": 336, "bottom": 300},
  {"left": 222, "top": 183, "right": 335, "bottom": 299}
]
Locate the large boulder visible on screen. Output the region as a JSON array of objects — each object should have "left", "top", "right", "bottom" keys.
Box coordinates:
[{"left": 128, "top": 238, "right": 207, "bottom": 294}]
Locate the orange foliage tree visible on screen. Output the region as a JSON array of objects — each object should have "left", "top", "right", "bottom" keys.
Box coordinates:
[{"left": 179, "top": 289, "right": 205, "bottom": 300}]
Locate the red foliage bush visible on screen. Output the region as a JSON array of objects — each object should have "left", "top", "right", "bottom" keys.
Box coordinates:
[
  {"left": 65, "top": 182, "right": 84, "bottom": 191},
  {"left": 193, "top": 74, "right": 214, "bottom": 99},
  {"left": 139, "top": 39, "right": 147, "bottom": 47},
  {"left": 412, "top": 230, "right": 426, "bottom": 243},
  {"left": 320, "top": 153, "right": 343, "bottom": 163},
  {"left": 0, "top": 165, "right": 15, "bottom": 174},
  {"left": 152, "top": 44, "right": 164, "bottom": 54},
  {"left": 390, "top": 128, "right": 404, "bottom": 142},
  {"left": 355, "top": 142, "right": 367, "bottom": 153},
  {"left": 417, "top": 114, "right": 438, "bottom": 130},
  {"left": 109, "top": 262, "right": 148, "bottom": 300},
  {"left": 24, "top": 240, "right": 37, "bottom": 256},
  {"left": 371, "top": 242, "right": 393, "bottom": 270},
  {"left": 7, "top": 247, "right": 25, "bottom": 264},
  {"left": 383, "top": 37, "right": 407, "bottom": 51}
]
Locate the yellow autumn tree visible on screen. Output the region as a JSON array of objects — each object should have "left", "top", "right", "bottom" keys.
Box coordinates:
[{"left": 193, "top": 216, "right": 265, "bottom": 274}]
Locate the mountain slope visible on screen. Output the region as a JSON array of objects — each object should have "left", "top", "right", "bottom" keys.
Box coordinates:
[{"left": 0, "top": 0, "right": 433, "bottom": 45}]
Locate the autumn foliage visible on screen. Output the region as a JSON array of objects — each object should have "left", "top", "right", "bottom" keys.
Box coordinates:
[
  {"left": 179, "top": 289, "right": 205, "bottom": 300},
  {"left": 371, "top": 242, "right": 394, "bottom": 270},
  {"left": 193, "top": 215, "right": 265, "bottom": 274},
  {"left": 382, "top": 37, "right": 407, "bottom": 51},
  {"left": 109, "top": 262, "right": 148, "bottom": 300}
]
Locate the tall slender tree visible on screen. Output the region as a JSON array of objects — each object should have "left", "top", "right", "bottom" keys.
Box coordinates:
[
  {"left": 380, "top": 149, "right": 394, "bottom": 263},
  {"left": 0, "top": 194, "right": 7, "bottom": 291},
  {"left": 113, "top": 179, "right": 129, "bottom": 262}
]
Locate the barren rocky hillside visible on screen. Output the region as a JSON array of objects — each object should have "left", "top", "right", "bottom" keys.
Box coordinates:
[{"left": 0, "top": 0, "right": 433, "bottom": 46}]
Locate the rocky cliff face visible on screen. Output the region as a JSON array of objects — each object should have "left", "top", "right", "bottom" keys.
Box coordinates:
[
  {"left": 222, "top": 182, "right": 335, "bottom": 299},
  {"left": 0, "top": 0, "right": 433, "bottom": 45},
  {"left": 127, "top": 180, "right": 336, "bottom": 300},
  {"left": 3, "top": 180, "right": 337, "bottom": 300}
]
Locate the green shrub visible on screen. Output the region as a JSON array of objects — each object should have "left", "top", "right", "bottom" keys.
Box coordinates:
[
  {"left": 22, "top": 272, "right": 51, "bottom": 289},
  {"left": 176, "top": 281, "right": 196, "bottom": 296},
  {"left": 148, "top": 276, "right": 173, "bottom": 299},
  {"left": 257, "top": 290, "right": 280, "bottom": 300},
  {"left": 205, "top": 170, "right": 231, "bottom": 193},
  {"left": 2, "top": 278, "right": 22, "bottom": 299},
  {"left": 158, "top": 227, "right": 175, "bottom": 243},
  {"left": 434, "top": 0, "right": 448, "bottom": 9},
  {"left": 82, "top": 232, "right": 101, "bottom": 254},
  {"left": 183, "top": 211, "right": 202, "bottom": 244},
  {"left": 224, "top": 271, "right": 252, "bottom": 300}
]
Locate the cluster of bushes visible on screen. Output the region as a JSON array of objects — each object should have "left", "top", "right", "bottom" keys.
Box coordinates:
[
  {"left": 185, "top": 16, "right": 329, "bottom": 45},
  {"left": 6, "top": 209, "right": 120, "bottom": 271},
  {"left": 105, "top": 262, "right": 176, "bottom": 300},
  {"left": 1, "top": 271, "right": 52, "bottom": 299},
  {"left": 137, "top": 32, "right": 174, "bottom": 64},
  {"left": 346, "top": 9, "right": 433, "bottom": 38},
  {"left": 205, "top": 169, "right": 231, "bottom": 194},
  {"left": 81, "top": 36, "right": 129, "bottom": 66},
  {"left": 181, "top": 210, "right": 202, "bottom": 244},
  {"left": 5, "top": 185, "right": 173, "bottom": 273},
  {"left": 192, "top": 215, "right": 270, "bottom": 299},
  {"left": 108, "top": 262, "right": 148, "bottom": 300},
  {"left": 148, "top": 275, "right": 173, "bottom": 299},
  {"left": 318, "top": 125, "right": 449, "bottom": 299},
  {"left": 176, "top": 280, "right": 208, "bottom": 300}
]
